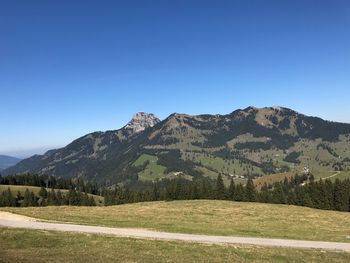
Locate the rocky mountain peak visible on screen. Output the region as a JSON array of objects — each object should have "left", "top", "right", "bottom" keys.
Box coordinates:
[{"left": 124, "top": 112, "right": 160, "bottom": 133}]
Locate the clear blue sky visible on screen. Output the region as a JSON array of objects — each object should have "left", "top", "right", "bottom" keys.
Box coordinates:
[{"left": 1, "top": 0, "right": 350, "bottom": 157}]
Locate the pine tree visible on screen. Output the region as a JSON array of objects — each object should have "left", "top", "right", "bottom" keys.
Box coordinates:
[
  {"left": 89, "top": 196, "right": 96, "bottom": 206},
  {"left": 271, "top": 182, "right": 286, "bottom": 204},
  {"left": 244, "top": 179, "right": 256, "bottom": 202},
  {"left": 324, "top": 179, "right": 334, "bottom": 210},
  {"left": 68, "top": 189, "right": 78, "bottom": 205},
  {"left": 152, "top": 184, "right": 160, "bottom": 201},
  {"left": 22, "top": 189, "right": 32, "bottom": 207},
  {"left": 30, "top": 191, "right": 37, "bottom": 206},
  {"left": 3, "top": 188, "right": 16, "bottom": 207},
  {"left": 286, "top": 190, "right": 296, "bottom": 205},
  {"left": 47, "top": 189, "right": 57, "bottom": 206},
  {"left": 192, "top": 184, "right": 200, "bottom": 200},
  {"left": 228, "top": 179, "right": 235, "bottom": 200},
  {"left": 258, "top": 190, "right": 271, "bottom": 203},
  {"left": 333, "top": 179, "right": 347, "bottom": 211},
  {"left": 56, "top": 190, "right": 64, "bottom": 205},
  {"left": 234, "top": 184, "right": 244, "bottom": 201},
  {"left": 38, "top": 187, "right": 48, "bottom": 199},
  {"left": 215, "top": 174, "right": 226, "bottom": 200},
  {"left": 303, "top": 193, "right": 313, "bottom": 207},
  {"left": 16, "top": 191, "right": 23, "bottom": 207}
]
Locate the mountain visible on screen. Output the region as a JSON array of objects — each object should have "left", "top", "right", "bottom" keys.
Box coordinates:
[
  {"left": 4, "top": 112, "right": 160, "bottom": 182},
  {"left": 0, "top": 155, "right": 22, "bottom": 171},
  {"left": 124, "top": 112, "right": 160, "bottom": 133},
  {"left": 4, "top": 107, "right": 350, "bottom": 184}
]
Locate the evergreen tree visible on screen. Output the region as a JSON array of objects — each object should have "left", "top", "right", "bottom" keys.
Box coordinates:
[
  {"left": 192, "top": 184, "right": 200, "bottom": 199},
  {"left": 47, "top": 189, "right": 57, "bottom": 206},
  {"left": 22, "top": 189, "right": 30, "bottom": 207},
  {"left": 271, "top": 182, "right": 286, "bottom": 204},
  {"left": 244, "top": 179, "right": 256, "bottom": 202},
  {"left": 68, "top": 189, "right": 79, "bottom": 205},
  {"left": 258, "top": 190, "right": 271, "bottom": 203},
  {"left": 152, "top": 183, "right": 160, "bottom": 201},
  {"left": 228, "top": 179, "right": 235, "bottom": 200},
  {"left": 294, "top": 186, "right": 305, "bottom": 206},
  {"left": 56, "top": 190, "right": 64, "bottom": 205},
  {"left": 234, "top": 184, "right": 244, "bottom": 201},
  {"left": 333, "top": 179, "right": 348, "bottom": 211},
  {"left": 215, "top": 174, "right": 226, "bottom": 200},
  {"left": 38, "top": 186, "right": 48, "bottom": 199},
  {"left": 286, "top": 190, "right": 296, "bottom": 205},
  {"left": 89, "top": 196, "right": 96, "bottom": 206},
  {"left": 2, "top": 188, "right": 16, "bottom": 207},
  {"left": 324, "top": 179, "right": 334, "bottom": 210}
]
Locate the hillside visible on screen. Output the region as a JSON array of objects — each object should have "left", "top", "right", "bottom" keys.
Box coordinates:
[
  {"left": 2, "top": 200, "right": 350, "bottom": 242},
  {"left": 4, "top": 106, "right": 350, "bottom": 185},
  {"left": 0, "top": 155, "right": 21, "bottom": 171}
]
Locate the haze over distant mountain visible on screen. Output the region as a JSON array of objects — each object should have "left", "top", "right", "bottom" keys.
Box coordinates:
[
  {"left": 0, "top": 155, "right": 22, "bottom": 171},
  {"left": 4, "top": 106, "right": 350, "bottom": 185}
]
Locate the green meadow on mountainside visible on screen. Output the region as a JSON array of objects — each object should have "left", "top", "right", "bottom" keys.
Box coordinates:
[{"left": 4, "top": 107, "right": 350, "bottom": 188}]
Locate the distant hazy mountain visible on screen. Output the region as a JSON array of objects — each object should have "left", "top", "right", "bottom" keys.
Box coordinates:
[
  {"left": 0, "top": 155, "right": 22, "bottom": 171},
  {"left": 4, "top": 107, "right": 350, "bottom": 184}
]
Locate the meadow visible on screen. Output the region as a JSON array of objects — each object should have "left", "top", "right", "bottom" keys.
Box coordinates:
[
  {"left": 1, "top": 228, "right": 349, "bottom": 263},
  {"left": 2, "top": 200, "right": 350, "bottom": 242}
]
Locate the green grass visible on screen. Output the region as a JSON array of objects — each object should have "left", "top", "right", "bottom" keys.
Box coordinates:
[
  {"left": 0, "top": 228, "right": 349, "bottom": 263},
  {"left": 329, "top": 171, "right": 350, "bottom": 182},
  {"left": 133, "top": 154, "right": 167, "bottom": 181},
  {"left": 0, "top": 185, "right": 104, "bottom": 205},
  {"left": 135, "top": 134, "right": 350, "bottom": 184},
  {"left": 3, "top": 200, "right": 350, "bottom": 242}
]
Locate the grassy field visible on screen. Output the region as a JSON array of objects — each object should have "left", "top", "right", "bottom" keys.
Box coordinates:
[
  {"left": 133, "top": 154, "right": 167, "bottom": 181},
  {"left": 0, "top": 185, "right": 42, "bottom": 194},
  {"left": 2, "top": 200, "right": 350, "bottom": 242},
  {"left": 0, "top": 228, "right": 349, "bottom": 263},
  {"left": 254, "top": 172, "right": 295, "bottom": 189},
  {"left": 0, "top": 185, "right": 104, "bottom": 205},
  {"left": 254, "top": 170, "right": 350, "bottom": 189},
  {"left": 329, "top": 171, "right": 350, "bottom": 182}
]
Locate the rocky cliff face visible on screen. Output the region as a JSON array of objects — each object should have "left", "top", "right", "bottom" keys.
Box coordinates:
[{"left": 124, "top": 112, "right": 160, "bottom": 134}]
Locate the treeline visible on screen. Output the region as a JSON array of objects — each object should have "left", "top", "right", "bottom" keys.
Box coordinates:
[
  {"left": 259, "top": 177, "right": 350, "bottom": 212},
  {"left": 102, "top": 174, "right": 350, "bottom": 213},
  {"left": 103, "top": 176, "right": 218, "bottom": 205},
  {"left": 1, "top": 173, "right": 350, "bottom": 213},
  {"left": 0, "top": 187, "right": 96, "bottom": 207},
  {"left": 0, "top": 174, "right": 99, "bottom": 195},
  {"left": 101, "top": 176, "right": 265, "bottom": 206}
]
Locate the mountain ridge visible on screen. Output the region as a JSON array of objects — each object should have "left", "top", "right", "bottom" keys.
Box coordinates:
[
  {"left": 0, "top": 155, "right": 22, "bottom": 171},
  {"left": 4, "top": 106, "right": 350, "bottom": 184}
]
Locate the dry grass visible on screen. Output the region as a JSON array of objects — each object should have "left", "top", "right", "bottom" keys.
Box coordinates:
[
  {"left": 254, "top": 172, "right": 295, "bottom": 189},
  {"left": 1, "top": 228, "right": 349, "bottom": 263},
  {"left": 0, "top": 185, "right": 43, "bottom": 194},
  {"left": 2, "top": 200, "right": 350, "bottom": 242}
]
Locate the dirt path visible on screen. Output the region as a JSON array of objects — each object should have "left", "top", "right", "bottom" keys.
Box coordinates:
[
  {"left": 323, "top": 171, "right": 341, "bottom": 180},
  {"left": 1, "top": 212, "right": 350, "bottom": 252}
]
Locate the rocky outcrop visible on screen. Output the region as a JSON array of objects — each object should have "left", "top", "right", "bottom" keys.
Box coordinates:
[{"left": 124, "top": 112, "right": 160, "bottom": 134}]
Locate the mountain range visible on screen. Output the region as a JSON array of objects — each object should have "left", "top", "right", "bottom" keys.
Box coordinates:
[
  {"left": 0, "top": 155, "right": 21, "bottom": 171},
  {"left": 3, "top": 107, "right": 350, "bottom": 185}
]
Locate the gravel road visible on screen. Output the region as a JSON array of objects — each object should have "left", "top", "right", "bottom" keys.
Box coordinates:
[{"left": 1, "top": 211, "right": 350, "bottom": 252}]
